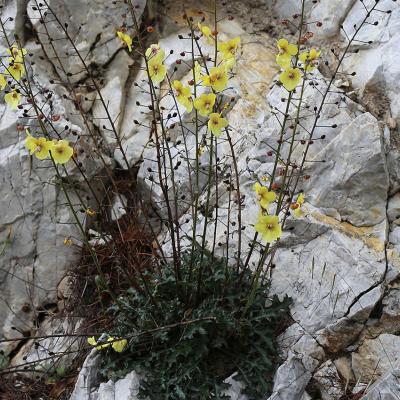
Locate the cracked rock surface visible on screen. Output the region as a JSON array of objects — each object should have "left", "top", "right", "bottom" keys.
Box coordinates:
[{"left": 0, "top": 0, "right": 146, "bottom": 363}]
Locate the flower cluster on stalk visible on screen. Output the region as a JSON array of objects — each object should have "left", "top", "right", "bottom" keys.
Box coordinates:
[
  {"left": 134, "top": 27, "right": 241, "bottom": 139},
  {"left": 1, "top": 44, "right": 74, "bottom": 165},
  {"left": 25, "top": 129, "right": 74, "bottom": 164},
  {"left": 253, "top": 182, "right": 282, "bottom": 244},
  {"left": 88, "top": 335, "right": 128, "bottom": 353},
  {"left": 276, "top": 37, "right": 320, "bottom": 91},
  {"left": 1, "top": 43, "right": 27, "bottom": 109},
  {"left": 252, "top": 37, "right": 317, "bottom": 243}
]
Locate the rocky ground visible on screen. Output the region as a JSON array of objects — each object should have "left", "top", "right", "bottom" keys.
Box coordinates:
[{"left": 1, "top": 0, "right": 400, "bottom": 399}]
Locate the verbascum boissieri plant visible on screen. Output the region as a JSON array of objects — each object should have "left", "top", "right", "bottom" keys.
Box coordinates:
[{"left": 2, "top": 0, "right": 385, "bottom": 397}]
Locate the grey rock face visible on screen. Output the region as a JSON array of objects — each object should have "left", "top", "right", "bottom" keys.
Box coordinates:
[
  {"left": 92, "top": 51, "right": 133, "bottom": 149},
  {"left": 341, "top": 0, "right": 400, "bottom": 121},
  {"left": 27, "top": 0, "right": 146, "bottom": 83},
  {"left": 69, "top": 350, "right": 102, "bottom": 400},
  {"left": 270, "top": 0, "right": 355, "bottom": 38},
  {"left": 267, "top": 356, "right": 312, "bottom": 400},
  {"left": 0, "top": 140, "right": 83, "bottom": 353},
  {"left": 313, "top": 360, "right": 344, "bottom": 400},
  {"left": 352, "top": 334, "right": 400, "bottom": 383},
  {"left": 303, "top": 113, "right": 389, "bottom": 227},
  {"left": 71, "top": 352, "right": 248, "bottom": 400},
  {"left": 0, "top": 0, "right": 146, "bottom": 358},
  {"left": 361, "top": 369, "right": 400, "bottom": 399}
]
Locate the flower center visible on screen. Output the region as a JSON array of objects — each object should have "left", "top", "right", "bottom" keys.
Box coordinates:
[
  {"left": 288, "top": 73, "right": 295, "bottom": 79},
  {"left": 267, "top": 224, "right": 273, "bottom": 230}
]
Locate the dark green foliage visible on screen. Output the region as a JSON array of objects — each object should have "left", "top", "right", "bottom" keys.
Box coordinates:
[{"left": 100, "top": 249, "right": 290, "bottom": 399}]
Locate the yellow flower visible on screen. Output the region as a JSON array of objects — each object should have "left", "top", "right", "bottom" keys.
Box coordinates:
[
  {"left": 276, "top": 38, "right": 298, "bottom": 69},
  {"left": 87, "top": 336, "right": 98, "bottom": 346},
  {"left": 291, "top": 192, "right": 305, "bottom": 217},
  {"left": 172, "top": 80, "right": 193, "bottom": 112},
  {"left": 148, "top": 58, "right": 167, "bottom": 84},
  {"left": 208, "top": 113, "right": 228, "bottom": 137},
  {"left": 221, "top": 57, "right": 236, "bottom": 71},
  {"left": 5, "top": 60, "right": 25, "bottom": 81},
  {"left": 7, "top": 44, "right": 27, "bottom": 62},
  {"left": 63, "top": 237, "right": 73, "bottom": 246},
  {"left": 218, "top": 37, "right": 240, "bottom": 60},
  {"left": 117, "top": 31, "right": 132, "bottom": 52},
  {"left": 145, "top": 44, "right": 165, "bottom": 63},
  {"left": 5, "top": 90, "right": 21, "bottom": 109},
  {"left": 50, "top": 139, "right": 74, "bottom": 164},
  {"left": 87, "top": 336, "right": 112, "bottom": 351},
  {"left": 112, "top": 338, "right": 128, "bottom": 353},
  {"left": 203, "top": 66, "right": 228, "bottom": 92},
  {"left": 277, "top": 38, "right": 298, "bottom": 58},
  {"left": 87, "top": 336, "right": 127, "bottom": 352},
  {"left": 193, "top": 93, "right": 216, "bottom": 117},
  {"left": 198, "top": 23, "right": 213, "bottom": 42},
  {"left": 299, "top": 49, "right": 321, "bottom": 72},
  {"left": 276, "top": 54, "right": 291, "bottom": 69},
  {"left": 25, "top": 131, "right": 52, "bottom": 160},
  {"left": 85, "top": 208, "right": 96, "bottom": 217},
  {"left": 279, "top": 68, "right": 301, "bottom": 91},
  {"left": 254, "top": 213, "right": 282, "bottom": 243},
  {"left": 253, "top": 182, "right": 276, "bottom": 210},
  {"left": 0, "top": 74, "right": 7, "bottom": 90},
  {"left": 297, "top": 192, "right": 305, "bottom": 205},
  {"left": 193, "top": 61, "right": 202, "bottom": 83}
]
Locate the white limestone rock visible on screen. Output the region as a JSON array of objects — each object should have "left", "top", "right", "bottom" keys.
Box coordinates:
[
  {"left": 115, "top": 60, "right": 153, "bottom": 168},
  {"left": 110, "top": 193, "right": 128, "bottom": 221},
  {"left": 92, "top": 51, "right": 133, "bottom": 149},
  {"left": 342, "top": 0, "right": 399, "bottom": 49},
  {"left": 0, "top": 140, "right": 83, "bottom": 353},
  {"left": 271, "top": 219, "right": 386, "bottom": 333},
  {"left": 10, "top": 317, "right": 83, "bottom": 374},
  {"left": 388, "top": 193, "right": 400, "bottom": 224},
  {"left": 313, "top": 360, "right": 344, "bottom": 400},
  {"left": 271, "top": 0, "right": 355, "bottom": 38},
  {"left": 303, "top": 113, "right": 389, "bottom": 227},
  {"left": 69, "top": 349, "right": 102, "bottom": 400},
  {"left": 267, "top": 355, "right": 313, "bottom": 400},
  {"left": 361, "top": 369, "right": 400, "bottom": 399},
  {"left": 0, "top": 34, "right": 107, "bottom": 356},
  {"left": 94, "top": 371, "right": 141, "bottom": 400},
  {"left": 27, "top": 0, "right": 146, "bottom": 83},
  {"left": 309, "top": 0, "right": 355, "bottom": 38},
  {"left": 352, "top": 334, "right": 400, "bottom": 383},
  {"left": 342, "top": 0, "right": 400, "bottom": 120},
  {"left": 70, "top": 356, "right": 250, "bottom": 400}
]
